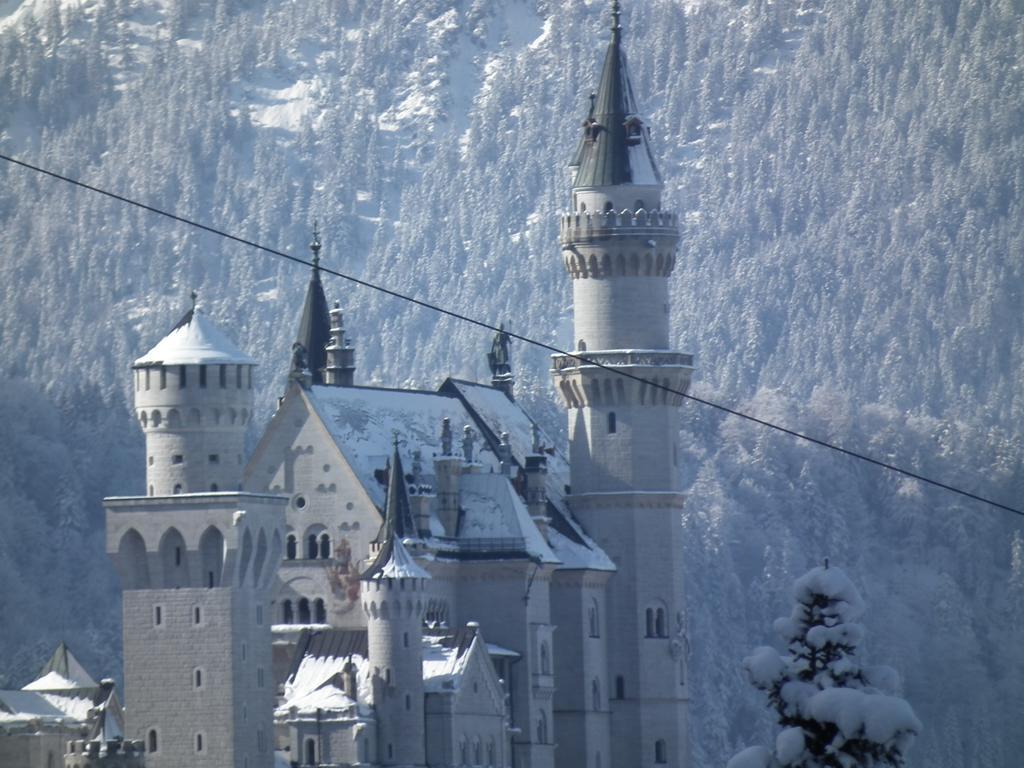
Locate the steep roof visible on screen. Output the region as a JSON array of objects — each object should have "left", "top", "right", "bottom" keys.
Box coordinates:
[
  {"left": 571, "top": 1, "right": 662, "bottom": 188},
  {"left": 23, "top": 641, "right": 98, "bottom": 691},
  {"left": 295, "top": 269, "right": 330, "bottom": 383},
  {"left": 135, "top": 307, "right": 255, "bottom": 366},
  {"left": 362, "top": 443, "right": 430, "bottom": 580},
  {"left": 299, "top": 381, "right": 611, "bottom": 570}
]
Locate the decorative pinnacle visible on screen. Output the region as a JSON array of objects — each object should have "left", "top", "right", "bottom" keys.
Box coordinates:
[
  {"left": 611, "top": 0, "right": 622, "bottom": 40},
  {"left": 190, "top": 289, "right": 198, "bottom": 312},
  {"left": 310, "top": 219, "right": 322, "bottom": 267}
]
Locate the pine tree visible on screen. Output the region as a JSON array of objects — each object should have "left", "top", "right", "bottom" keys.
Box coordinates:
[{"left": 728, "top": 563, "right": 921, "bottom": 768}]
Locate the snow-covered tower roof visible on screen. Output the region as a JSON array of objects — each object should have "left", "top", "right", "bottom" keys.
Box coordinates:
[
  {"left": 134, "top": 301, "right": 255, "bottom": 367},
  {"left": 569, "top": 0, "right": 662, "bottom": 189},
  {"left": 362, "top": 440, "right": 429, "bottom": 581}
]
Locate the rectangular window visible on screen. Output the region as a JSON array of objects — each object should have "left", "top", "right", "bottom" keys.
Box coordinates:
[
  {"left": 172, "top": 455, "right": 184, "bottom": 465},
  {"left": 257, "top": 666, "right": 265, "bottom": 688},
  {"left": 179, "top": 365, "right": 187, "bottom": 388},
  {"left": 247, "top": 366, "right": 253, "bottom": 389},
  {"left": 160, "top": 367, "right": 167, "bottom": 390},
  {"left": 219, "top": 365, "right": 227, "bottom": 388},
  {"left": 236, "top": 365, "right": 242, "bottom": 388},
  {"left": 257, "top": 729, "right": 265, "bottom": 753},
  {"left": 199, "top": 365, "right": 207, "bottom": 388},
  {"left": 256, "top": 605, "right": 263, "bottom": 625},
  {"left": 145, "top": 368, "right": 151, "bottom": 390},
  {"left": 208, "top": 454, "right": 219, "bottom": 464},
  {"left": 154, "top": 605, "right": 163, "bottom": 626}
]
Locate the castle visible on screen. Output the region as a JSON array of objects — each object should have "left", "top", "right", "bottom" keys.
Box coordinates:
[{"left": 1, "top": 3, "right": 692, "bottom": 767}]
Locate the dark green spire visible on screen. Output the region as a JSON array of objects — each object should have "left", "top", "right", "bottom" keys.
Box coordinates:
[
  {"left": 295, "top": 220, "right": 330, "bottom": 384},
  {"left": 572, "top": 0, "right": 662, "bottom": 188},
  {"left": 362, "top": 437, "right": 421, "bottom": 580}
]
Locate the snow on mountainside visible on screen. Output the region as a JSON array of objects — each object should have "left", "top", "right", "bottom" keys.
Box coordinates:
[{"left": 1, "top": 1, "right": 1023, "bottom": 766}]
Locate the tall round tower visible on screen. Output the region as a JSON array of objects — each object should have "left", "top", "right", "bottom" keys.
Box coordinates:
[
  {"left": 132, "top": 299, "right": 257, "bottom": 496},
  {"left": 360, "top": 443, "right": 428, "bottom": 768},
  {"left": 552, "top": 3, "right": 691, "bottom": 767}
]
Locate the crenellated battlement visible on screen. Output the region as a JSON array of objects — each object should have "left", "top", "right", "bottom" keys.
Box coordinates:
[
  {"left": 65, "top": 737, "right": 146, "bottom": 767},
  {"left": 551, "top": 351, "right": 693, "bottom": 410},
  {"left": 560, "top": 208, "right": 679, "bottom": 244}
]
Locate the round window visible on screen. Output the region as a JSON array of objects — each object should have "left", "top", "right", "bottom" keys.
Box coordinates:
[
  {"left": 294, "top": 495, "right": 307, "bottom": 509},
  {"left": 345, "top": 502, "right": 354, "bottom": 511}
]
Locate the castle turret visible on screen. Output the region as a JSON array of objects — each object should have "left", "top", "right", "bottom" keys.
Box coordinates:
[
  {"left": 434, "top": 418, "right": 462, "bottom": 536},
  {"left": 324, "top": 301, "right": 357, "bottom": 386},
  {"left": 109, "top": 306, "right": 286, "bottom": 768},
  {"left": 552, "top": 3, "right": 690, "bottom": 766},
  {"left": 132, "top": 296, "right": 256, "bottom": 496},
  {"left": 361, "top": 441, "right": 429, "bottom": 768}
]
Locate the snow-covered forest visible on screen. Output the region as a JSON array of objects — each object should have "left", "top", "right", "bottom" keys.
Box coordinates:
[{"left": 1, "top": 0, "right": 1022, "bottom": 765}]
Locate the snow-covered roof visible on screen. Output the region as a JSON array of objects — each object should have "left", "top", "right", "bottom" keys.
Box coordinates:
[
  {"left": 304, "top": 380, "right": 612, "bottom": 571},
  {"left": 277, "top": 629, "right": 370, "bottom": 719},
  {"left": 135, "top": 308, "right": 256, "bottom": 366},
  {"left": 0, "top": 692, "right": 74, "bottom": 729},
  {"left": 367, "top": 536, "right": 431, "bottom": 580},
  {"left": 23, "top": 642, "right": 98, "bottom": 692}
]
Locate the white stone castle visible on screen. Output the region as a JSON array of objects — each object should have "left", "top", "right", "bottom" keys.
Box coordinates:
[{"left": 1, "top": 4, "right": 693, "bottom": 767}]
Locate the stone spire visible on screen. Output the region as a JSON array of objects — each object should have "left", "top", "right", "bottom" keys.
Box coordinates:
[
  {"left": 294, "top": 221, "right": 331, "bottom": 384},
  {"left": 570, "top": 0, "right": 661, "bottom": 189}
]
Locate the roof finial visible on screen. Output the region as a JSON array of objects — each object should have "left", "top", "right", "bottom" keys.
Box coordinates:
[
  {"left": 190, "top": 289, "right": 198, "bottom": 312},
  {"left": 611, "top": 0, "right": 622, "bottom": 41},
  {"left": 310, "top": 219, "right": 322, "bottom": 268}
]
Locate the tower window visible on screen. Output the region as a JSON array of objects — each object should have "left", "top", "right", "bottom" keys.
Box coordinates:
[
  {"left": 193, "top": 668, "right": 203, "bottom": 688},
  {"left": 405, "top": 693, "right": 411, "bottom": 711},
  {"left": 145, "top": 368, "right": 151, "bottom": 390},
  {"left": 607, "top": 412, "right": 617, "bottom": 434},
  {"left": 655, "top": 739, "right": 668, "bottom": 764},
  {"left": 256, "top": 605, "right": 263, "bottom": 625},
  {"left": 173, "top": 484, "right": 182, "bottom": 494},
  {"left": 257, "top": 666, "right": 265, "bottom": 688},
  {"left": 160, "top": 367, "right": 167, "bottom": 389},
  {"left": 193, "top": 606, "right": 201, "bottom": 624},
  {"left": 199, "top": 365, "right": 207, "bottom": 388},
  {"left": 179, "top": 365, "right": 187, "bottom": 388},
  {"left": 154, "top": 605, "right": 163, "bottom": 626},
  {"left": 172, "top": 455, "right": 184, "bottom": 464},
  {"left": 196, "top": 733, "right": 204, "bottom": 752},
  {"left": 286, "top": 534, "right": 297, "bottom": 560},
  {"left": 305, "top": 739, "right": 316, "bottom": 765},
  {"left": 219, "top": 365, "right": 227, "bottom": 388},
  {"left": 615, "top": 675, "right": 625, "bottom": 699},
  {"left": 175, "top": 547, "right": 182, "bottom": 566},
  {"left": 247, "top": 367, "right": 253, "bottom": 389},
  {"left": 236, "top": 365, "right": 242, "bottom": 388},
  {"left": 589, "top": 599, "right": 600, "bottom": 637},
  {"left": 148, "top": 729, "right": 158, "bottom": 753},
  {"left": 209, "top": 454, "right": 219, "bottom": 464}
]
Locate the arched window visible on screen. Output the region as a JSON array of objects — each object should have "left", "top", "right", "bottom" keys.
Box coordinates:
[
  {"left": 314, "top": 598, "right": 326, "bottom": 624},
  {"left": 537, "top": 710, "right": 548, "bottom": 744},
  {"left": 286, "top": 534, "right": 297, "bottom": 560},
  {"left": 592, "top": 678, "right": 601, "bottom": 710},
  {"left": 646, "top": 608, "right": 655, "bottom": 637},
  {"left": 655, "top": 739, "right": 667, "bottom": 764},
  {"left": 603, "top": 200, "right": 614, "bottom": 212},
  {"left": 305, "top": 738, "right": 316, "bottom": 766},
  {"left": 615, "top": 675, "right": 625, "bottom": 699},
  {"left": 487, "top": 739, "right": 496, "bottom": 767},
  {"left": 298, "top": 598, "right": 311, "bottom": 624},
  {"left": 173, "top": 483, "right": 183, "bottom": 495},
  {"left": 588, "top": 599, "right": 600, "bottom": 637},
  {"left": 319, "top": 533, "right": 331, "bottom": 560},
  {"left": 307, "top": 534, "right": 318, "bottom": 560},
  {"left": 148, "top": 729, "right": 158, "bottom": 753},
  {"left": 460, "top": 739, "right": 468, "bottom": 765},
  {"left": 607, "top": 412, "right": 617, "bottom": 433},
  {"left": 474, "top": 739, "right": 482, "bottom": 765},
  {"left": 540, "top": 641, "right": 550, "bottom": 674},
  {"left": 577, "top": 339, "right": 587, "bottom": 352},
  {"left": 656, "top": 607, "right": 667, "bottom": 638}
]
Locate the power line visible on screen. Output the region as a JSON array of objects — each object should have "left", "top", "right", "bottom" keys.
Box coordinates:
[{"left": 2, "top": 151, "right": 1021, "bottom": 518}]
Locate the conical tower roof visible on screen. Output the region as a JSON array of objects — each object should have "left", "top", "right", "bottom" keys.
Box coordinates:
[
  {"left": 295, "top": 223, "right": 331, "bottom": 384},
  {"left": 571, "top": 1, "right": 662, "bottom": 188},
  {"left": 362, "top": 441, "right": 428, "bottom": 581},
  {"left": 135, "top": 303, "right": 255, "bottom": 367}
]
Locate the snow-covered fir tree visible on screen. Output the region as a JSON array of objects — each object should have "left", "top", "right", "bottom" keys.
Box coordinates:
[{"left": 729, "top": 563, "right": 921, "bottom": 768}]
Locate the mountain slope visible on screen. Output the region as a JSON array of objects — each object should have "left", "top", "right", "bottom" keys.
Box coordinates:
[{"left": 1, "top": 0, "right": 1022, "bottom": 765}]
